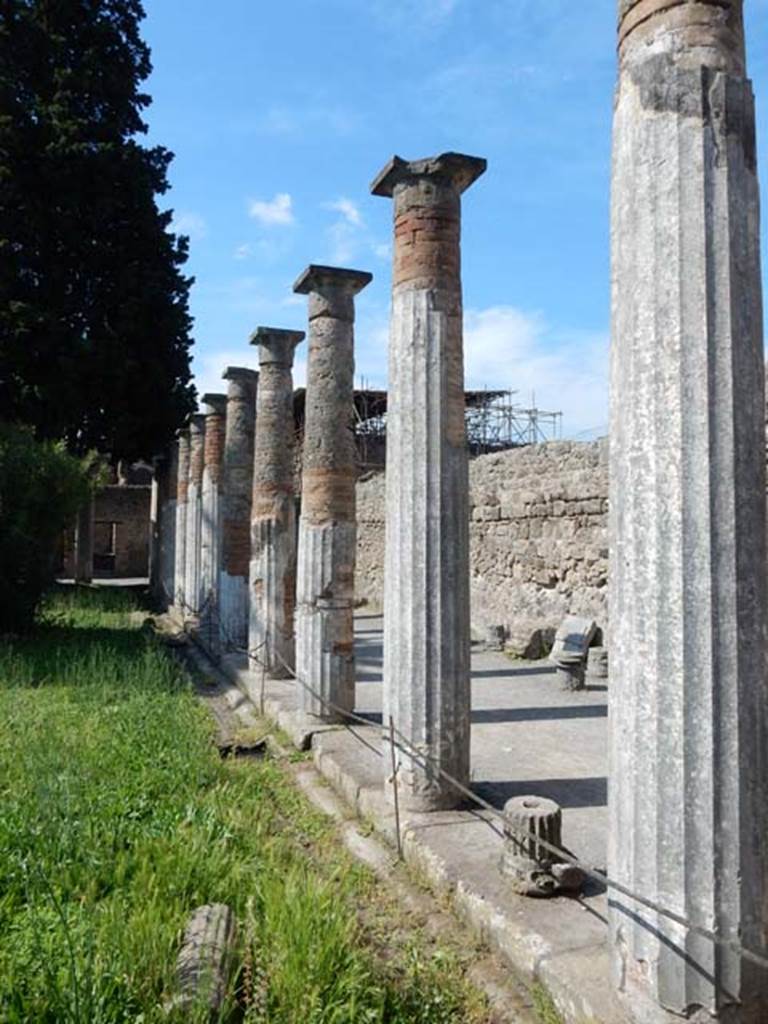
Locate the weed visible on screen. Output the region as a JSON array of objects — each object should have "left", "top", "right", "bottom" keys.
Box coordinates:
[
  {"left": 532, "top": 982, "right": 564, "bottom": 1024},
  {"left": 0, "top": 586, "right": 494, "bottom": 1023}
]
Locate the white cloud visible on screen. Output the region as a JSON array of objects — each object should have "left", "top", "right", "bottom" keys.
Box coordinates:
[
  {"left": 248, "top": 193, "right": 294, "bottom": 226},
  {"left": 171, "top": 211, "right": 208, "bottom": 240},
  {"left": 463, "top": 306, "right": 608, "bottom": 439},
  {"left": 352, "top": 304, "right": 608, "bottom": 439},
  {"left": 323, "top": 197, "right": 363, "bottom": 226},
  {"left": 327, "top": 221, "right": 359, "bottom": 264},
  {"left": 234, "top": 243, "right": 252, "bottom": 260},
  {"left": 321, "top": 197, "right": 378, "bottom": 265},
  {"left": 322, "top": 198, "right": 364, "bottom": 264},
  {"left": 372, "top": 241, "right": 391, "bottom": 261}
]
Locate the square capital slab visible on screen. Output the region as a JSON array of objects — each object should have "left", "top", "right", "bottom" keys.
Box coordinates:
[
  {"left": 293, "top": 264, "right": 373, "bottom": 296},
  {"left": 371, "top": 152, "right": 487, "bottom": 197},
  {"left": 201, "top": 393, "right": 227, "bottom": 416},
  {"left": 222, "top": 366, "right": 259, "bottom": 382},
  {"left": 249, "top": 326, "right": 304, "bottom": 366}
]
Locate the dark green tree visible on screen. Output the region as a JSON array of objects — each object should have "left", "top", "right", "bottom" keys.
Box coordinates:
[
  {"left": 0, "top": 424, "right": 94, "bottom": 631},
  {"left": 0, "top": 0, "right": 196, "bottom": 460}
]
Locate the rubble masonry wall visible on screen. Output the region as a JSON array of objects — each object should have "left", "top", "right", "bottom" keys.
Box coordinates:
[{"left": 355, "top": 439, "right": 608, "bottom": 654}]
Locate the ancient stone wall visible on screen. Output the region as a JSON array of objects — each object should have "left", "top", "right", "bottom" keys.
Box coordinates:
[
  {"left": 94, "top": 485, "right": 151, "bottom": 577},
  {"left": 355, "top": 439, "right": 608, "bottom": 654}
]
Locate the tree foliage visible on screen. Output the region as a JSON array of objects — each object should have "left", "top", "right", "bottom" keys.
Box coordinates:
[
  {"left": 0, "top": 0, "right": 196, "bottom": 460},
  {"left": 0, "top": 424, "right": 95, "bottom": 632}
]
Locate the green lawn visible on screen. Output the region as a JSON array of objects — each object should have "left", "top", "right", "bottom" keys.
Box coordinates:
[{"left": 0, "top": 587, "right": 491, "bottom": 1023}]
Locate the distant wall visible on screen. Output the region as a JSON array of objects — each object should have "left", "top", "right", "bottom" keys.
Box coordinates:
[
  {"left": 94, "top": 485, "right": 151, "bottom": 577},
  {"left": 355, "top": 440, "right": 608, "bottom": 654}
]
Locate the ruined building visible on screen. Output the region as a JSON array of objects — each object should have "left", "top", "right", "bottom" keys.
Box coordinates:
[{"left": 136, "top": 3, "right": 768, "bottom": 1020}]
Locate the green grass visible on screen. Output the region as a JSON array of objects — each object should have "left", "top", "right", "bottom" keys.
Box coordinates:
[
  {"left": 0, "top": 586, "right": 491, "bottom": 1023},
  {"left": 531, "top": 983, "right": 564, "bottom": 1024}
]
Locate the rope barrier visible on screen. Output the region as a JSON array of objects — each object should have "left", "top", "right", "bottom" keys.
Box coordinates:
[
  {"left": 264, "top": 642, "right": 768, "bottom": 974},
  {"left": 158, "top": 575, "right": 768, "bottom": 973}
]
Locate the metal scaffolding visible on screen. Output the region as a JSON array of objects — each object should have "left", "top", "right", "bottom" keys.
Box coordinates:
[
  {"left": 343, "top": 383, "right": 563, "bottom": 467},
  {"left": 464, "top": 389, "right": 563, "bottom": 453}
]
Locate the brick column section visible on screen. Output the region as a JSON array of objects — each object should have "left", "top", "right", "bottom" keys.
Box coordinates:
[
  {"left": 174, "top": 431, "right": 190, "bottom": 613},
  {"left": 371, "top": 152, "right": 486, "bottom": 810},
  {"left": 248, "top": 327, "right": 304, "bottom": 678},
  {"left": 184, "top": 413, "right": 206, "bottom": 618},
  {"left": 293, "top": 265, "right": 372, "bottom": 720},
  {"left": 200, "top": 393, "right": 227, "bottom": 654},
  {"left": 219, "top": 367, "right": 258, "bottom": 654},
  {"left": 610, "top": 2, "right": 768, "bottom": 1019}
]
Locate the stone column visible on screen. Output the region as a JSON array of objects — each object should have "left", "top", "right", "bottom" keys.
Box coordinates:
[
  {"left": 184, "top": 413, "right": 206, "bottom": 618},
  {"left": 220, "top": 367, "right": 258, "bottom": 654},
  {"left": 149, "top": 456, "right": 162, "bottom": 601},
  {"left": 174, "top": 431, "right": 190, "bottom": 613},
  {"left": 293, "top": 265, "right": 372, "bottom": 719},
  {"left": 610, "top": 3, "right": 768, "bottom": 1020},
  {"left": 371, "top": 152, "right": 486, "bottom": 810},
  {"left": 159, "top": 445, "right": 178, "bottom": 610},
  {"left": 74, "top": 497, "right": 94, "bottom": 583},
  {"left": 248, "top": 327, "right": 304, "bottom": 678},
  {"left": 200, "top": 394, "right": 227, "bottom": 653}
]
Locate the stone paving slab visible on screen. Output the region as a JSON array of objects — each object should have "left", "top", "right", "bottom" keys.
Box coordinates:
[
  {"left": 221, "top": 613, "right": 651, "bottom": 1024},
  {"left": 354, "top": 615, "right": 608, "bottom": 869}
]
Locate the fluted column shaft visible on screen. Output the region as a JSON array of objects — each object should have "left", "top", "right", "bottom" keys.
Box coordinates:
[
  {"left": 610, "top": 2, "right": 767, "bottom": 1019},
  {"left": 184, "top": 414, "right": 206, "bottom": 618},
  {"left": 372, "top": 152, "right": 485, "bottom": 810},
  {"left": 294, "top": 265, "right": 372, "bottom": 719},
  {"left": 248, "top": 328, "right": 304, "bottom": 678},
  {"left": 151, "top": 449, "right": 177, "bottom": 608},
  {"left": 149, "top": 461, "right": 161, "bottom": 598},
  {"left": 200, "top": 394, "right": 226, "bottom": 653},
  {"left": 174, "top": 433, "right": 190, "bottom": 612},
  {"left": 220, "top": 368, "right": 258, "bottom": 653},
  {"left": 160, "top": 445, "right": 178, "bottom": 609}
]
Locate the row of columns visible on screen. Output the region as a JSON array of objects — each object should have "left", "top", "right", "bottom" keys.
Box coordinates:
[
  {"left": 167, "top": 267, "right": 372, "bottom": 719},
  {"left": 154, "top": 2, "right": 768, "bottom": 1013}
]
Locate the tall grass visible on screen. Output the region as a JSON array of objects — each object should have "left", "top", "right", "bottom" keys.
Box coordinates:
[{"left": 0, "top": 586, "right": 489, "bottom": 1023}]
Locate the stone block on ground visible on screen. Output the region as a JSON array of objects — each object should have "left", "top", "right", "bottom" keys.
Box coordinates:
[
  {"left": 166, "top": 903, "right": 236, "bottom": 1021},
  {"left": 504, "top": 621, "right": 555, "bottom": 660},
  {"left": 500, "top": 795, "right": 585, "bottom": 898},
  {"left": 586, "top": 646, "right": 608, "bottom": 681},
  {"left": 549, "top": 616, "right": 596, "bottom": 664}
]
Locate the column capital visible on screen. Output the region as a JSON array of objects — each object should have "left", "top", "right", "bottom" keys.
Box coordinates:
[
  {"left": 618, "top": 0, "right": 744, "bottom": 69},
  {"left": 222, "top": 366, "right": 258, "bottom": 383},
  {"left": 371, "top": 151, "right": 486, "bottom": 198},
  {"left": 189, "top": 413, "right": 206, "bottom": 435},
  {"left": 201, "top": 393, "right": 227, "bottom": 416},
  {"left": 293, "top": 264, "right": 373, "bottom": 296},
  {"left": 249, "top": 326, "right": 304, "bottom": 367}
]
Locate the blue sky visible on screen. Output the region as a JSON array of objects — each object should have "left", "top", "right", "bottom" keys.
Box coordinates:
[{"left": 141, "top": 0, "right": 768, "bottom": 438}]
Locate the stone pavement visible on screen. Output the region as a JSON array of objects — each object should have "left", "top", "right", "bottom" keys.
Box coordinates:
[
  {"left": 223, "top": 612, "right": 637, "bottom": 1024},
  {"left": 354, "top": 613, "right": 608, "bottom": 871}
]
